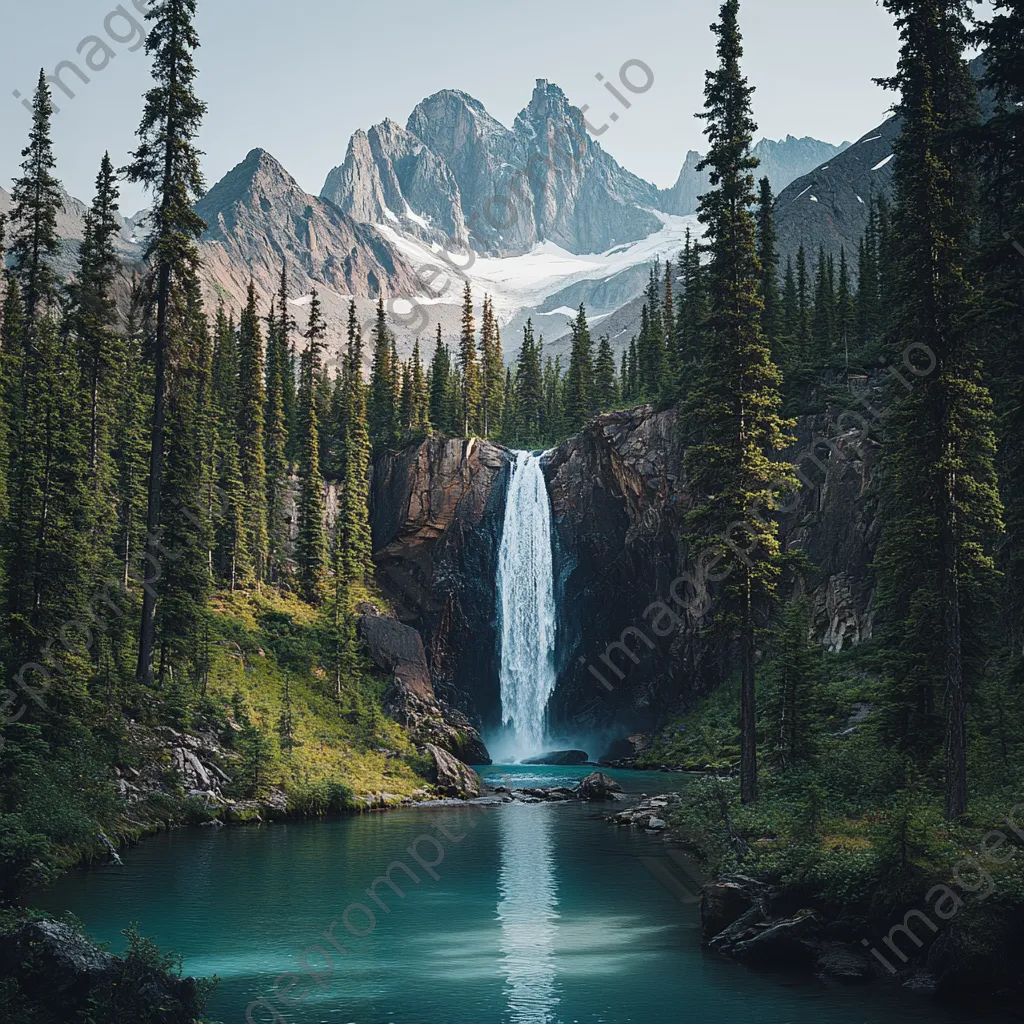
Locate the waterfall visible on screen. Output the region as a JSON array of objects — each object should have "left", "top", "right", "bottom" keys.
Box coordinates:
[{"left": 498, "top": 451, "right": 557, "bottom": 758}]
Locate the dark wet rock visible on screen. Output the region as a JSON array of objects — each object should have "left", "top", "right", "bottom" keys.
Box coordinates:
[
  {"left": 598, "top": 735, "right": 650, "bottom": 763},
  {"left": 902, "top": 969, "right": 939, "bottom": 994},
  {"left": 700, "top": 874, "right": 774, "bottom": 941},
  {"left": 0, "top": 919, "right": 204, "bottom": 1022},
  {"left": 730, "top": 910, "right": 825, "bottom": 967},
  {"left": 520, "top": 749, "right": 589, "bottom": 766},
  {"left": 383, "top": 678, "right": 491, "bottom": 765},
  {"left": 513, "top": 787, "right": 577, "bottom": 802},
  {"left": 811, "top": 941, "right": 874, "bottom": 983},
  {"left": 370, "top": 436, "right": 511, "bottom": 728},
  {"left": 423, "top": 743, "right": 482, "bottom": 799},
  {"left": 576, "top": 771, "right": 623, "bottom": 801}
]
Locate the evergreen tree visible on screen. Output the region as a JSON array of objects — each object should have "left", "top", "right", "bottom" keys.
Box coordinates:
[
  {"left": 428, "top": 324, "right": 454, "bottom": 434},
  {"left": 835, "top": 248, "right": 855, "bottom": 363},
  {"left": 780, "top": 255, "right": 799, "bottom": 366},
  {"left": 458, "top": 282, "right": 481, "bottom": 436},
  {"left": 563, "top": 303, "right": 595, "bottom": 432},
  {"left": 593, "top": 334, "right": 619, "bottom": 411},
  {"left": 686, "top": 0, "right": 795, "bottom": 804},
  {"left": 237, "top": 282, "right": 268, "bottom": 585},
  {"left": 756, "top": 177, "right": 781, "bottom": 358},
  {"left": 68, "top": 153, "right": 124, "bottom": 620},
  {"left": 157, "top": 280, "right": 214, "bottom": 683},
  {"left": 122, "top": 0, "right": 208, "bottom": 686},
  {"left": 272, "top": 265, "right": 299, "bottom": 466},
  {"left": 760, "top": 602, "right": 822, "bottom": 769},
  {"left": 480, "top": 295, "right": 504, "bottom": 438},
  {"left": 335, "top": 300, "right": 373, "bottom": 590},
  {"left": 811, "top": 244, "right": 835, "bottom": 360},
  {"left": 511, "top": 320, "right": 544, "bottom": 447},
  {"left": 409, "top": 338, "right": 430, "bottom": 434},
  {"left": 210, "top": 306, "right": 246, "bottom": 589},
  {"left": 875, "top": 0, "right": 1003, "bottom": 820},
  {"left": 368, "top": 298, "right": 396, "bottom": 450},
  {"left": 296, "top": 290, "right": 328, "bottom": 603},
  {"left": 975, "top": 2, "right": 1024, "bottom": 659},
  {"left": 795, "top": 243, "right": 811, "bottom": 358},
  {"left": 9, "top": 71, "right": 62, "bottom": 335},
  {"left": 264, "top": 291, "right": 290, "bottom": 585},
  {"left": 627, "top": 337, "right": 639, "bottom": 402},
  {"left": 112, "top": 283, "right": 151, "bottom": 603}
]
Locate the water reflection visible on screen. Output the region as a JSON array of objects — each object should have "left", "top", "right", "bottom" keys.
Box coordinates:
[{"left": 496, "top": 803, "right": 560, "bottom": 1024}]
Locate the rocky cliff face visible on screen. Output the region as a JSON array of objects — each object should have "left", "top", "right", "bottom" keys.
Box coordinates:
[
  {"left": 368, "top": 400, "right": 882, "bottom": 741},
  {"left": 370, "top": 437, "right": 512, "bottom": 726},
  {"left": 194, "top": 148, "right": 422, "bottom": 312},
  {"left": 542, "top": 401, "right": 882, "bottom": 736}
]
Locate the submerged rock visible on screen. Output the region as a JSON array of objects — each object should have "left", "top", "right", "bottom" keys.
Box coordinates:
[{"left": 520, "top": 749, "right": 589, "bottom": 766}]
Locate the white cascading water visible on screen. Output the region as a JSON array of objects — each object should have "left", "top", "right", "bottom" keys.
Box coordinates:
[{"left": 497, "top": 451, "right": 557, "bottom": 758}]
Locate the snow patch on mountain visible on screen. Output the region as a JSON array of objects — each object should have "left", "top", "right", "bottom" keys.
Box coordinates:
[{"left": 374, "top": 211, "right": 702, "bottom": 324}]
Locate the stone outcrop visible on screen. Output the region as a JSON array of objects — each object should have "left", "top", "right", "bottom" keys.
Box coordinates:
[
  {"left": 358, "top": 613, "right": 433, "bottom": 699},
  {"left": 541, "top": 396, "right": 881, "bottom": 735},
  {"left": 357, "top": 611, "right": 491, "bottom": 764},
  {"left": 370, "top": 436, "right": 511, "bottom": 727},
  {"left": 520, "top": 749, "right": 589, "bottom": 766},
  {"left": 576, "top": 771, "right": 622, "bottom": 801},
  {"left": 423, "top": 743, "right": 482, "bottom": 798},
  {"left": 0, "top": 919, "right": 206, "bottom": 1023}
]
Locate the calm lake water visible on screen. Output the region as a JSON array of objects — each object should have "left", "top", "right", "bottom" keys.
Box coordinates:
[{"left": 34, "top": 765, "right": 976, "bottom": 1024}]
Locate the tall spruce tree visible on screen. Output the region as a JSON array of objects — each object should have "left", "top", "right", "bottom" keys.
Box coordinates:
[
  {"left": 428, "top": 324, "right": 455, "bottom": 435},
  {"left": 122, "top": 0, "right": 207, "bottom": 687},
  {"left": 264, "top": 293, "right": 289, "bottom": 585},
  {"left": 975, "top": 3, "right": 1024, "bottom": 659},
  {"left": 563, "top": 303, "right": 594, "bottom": 433},
  {"left": 368, "top": 298, "right": 396, "bottom": 450},
  {"left": 9, "top": 71, "right": 62, "bottom": 336},
  {"left": 594, "top": 335, "right": 619, "bottom": 411},
  {"left": 296, "top": 290, "right": 328, "bottom": 602},
  {"left": 237, "top": 282, "right": 268, "bottom": 585},
  {"left": 756, "top": 177, "right": 781, "bottom": 358},
  {"left": 479, "top": 295, "right": 504, "bottom": 438},
  {"left": 686, "top": 0, "right": 795, "bottom": 804},
  {"left": 210, "top": 305, "right": 246, "bottom": 589},
  {"left": 458, "top": 282, "right": 481, "bottom": 436},
  {"left": 874, "top": 0, "right": 1003, "bottom": 820},
  {"left": 335, "top": 303, "right": 373, "bottom": 589},
  {"left": 512, "top": 320, "right": 544, "bottom": 447}
]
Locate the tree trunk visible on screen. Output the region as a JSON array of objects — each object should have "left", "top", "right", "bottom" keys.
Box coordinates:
[
  {"left": 740, "top": 572, "right": 758, "bottom": 803},
  {"left": 943, "top": 468, "right": 967, "bottom": 820},
  {"left": 136, "top": 260, "right": 169, "bottom": 687}
]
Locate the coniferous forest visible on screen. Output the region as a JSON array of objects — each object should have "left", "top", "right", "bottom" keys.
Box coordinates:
[{"left": 1, "top": 1, "right": 1024, "bottom": 1022}]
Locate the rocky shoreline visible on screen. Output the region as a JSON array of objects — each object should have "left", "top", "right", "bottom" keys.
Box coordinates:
[{"left": 607, "top": 790, "right": 1024, "bottom": 1014}]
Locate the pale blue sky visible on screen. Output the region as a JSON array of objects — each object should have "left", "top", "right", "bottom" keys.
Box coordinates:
[{"left": 0, "top": 0, "right": 933, "bottom": 214}]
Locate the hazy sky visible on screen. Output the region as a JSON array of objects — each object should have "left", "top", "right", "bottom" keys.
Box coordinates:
[{"left": 1, "top": 0, "right": 915, "bottom": 214}]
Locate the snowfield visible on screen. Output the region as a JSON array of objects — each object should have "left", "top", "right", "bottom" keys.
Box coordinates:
[{"left": 374, "top": 210, "right": 703, "bottom": 325}]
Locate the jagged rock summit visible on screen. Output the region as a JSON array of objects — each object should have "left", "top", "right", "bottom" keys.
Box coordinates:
[{"left": 323, "top": 79, "right": 663, "bottom": 256}]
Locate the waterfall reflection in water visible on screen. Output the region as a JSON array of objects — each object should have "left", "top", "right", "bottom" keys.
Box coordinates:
[{"left": 496, "top": 802, "right": 560, "bottom": 1024}]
